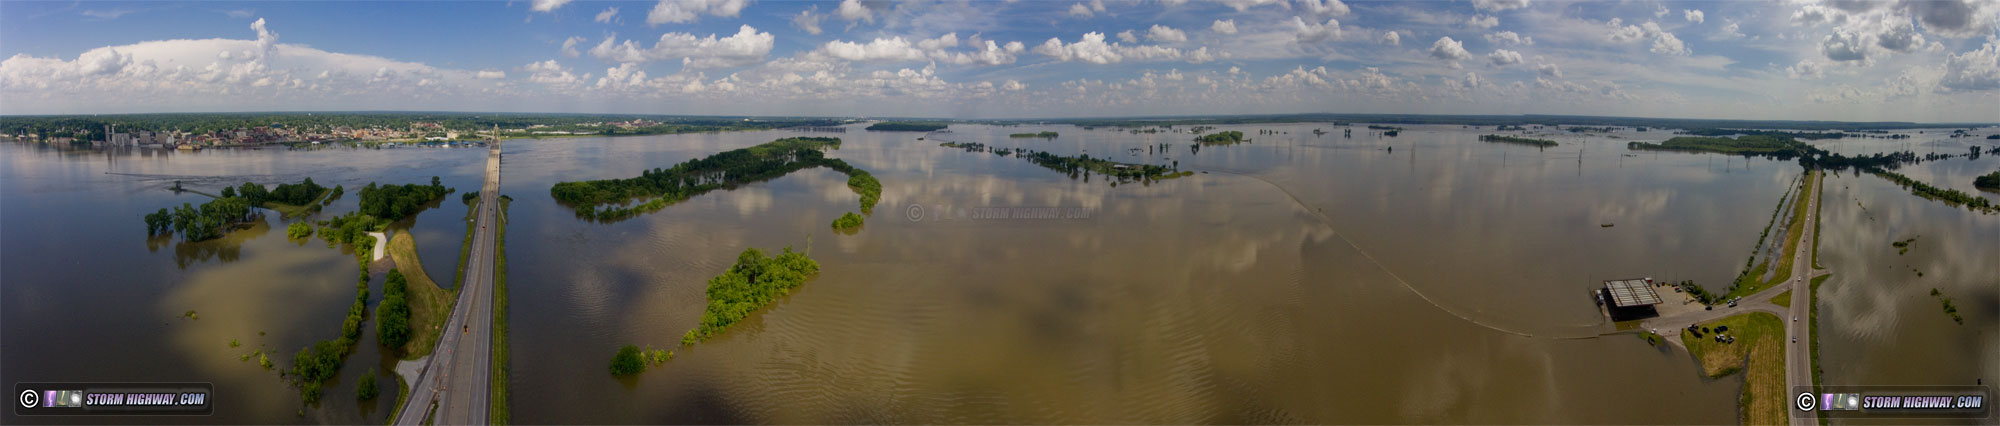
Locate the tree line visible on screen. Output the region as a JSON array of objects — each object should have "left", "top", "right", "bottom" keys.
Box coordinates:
[
  {"left": 550, "top": 137, "right": 878, "bottom": 223},
  {"left": 939, "top": 141, "right": 1181, "bottom": 185},
  {"left": 1195, "top": 131, "right": 1247, "bottom": 145},
  {"left": 1680, "top": 129, "right": 1850, "bottom": 140},
  {"left": 377, "top": 269, "right": 414, "bottom": 350},
  {"left": 143, "top": 178, "right": 334, "bottom": 241},
  {"left": 608, "top": 246, "right": 820, "bottom": 376},
  {"left": 1976, "top": 171, "right": 2000, "bottom": 191},
  {"left": 832, "top": 212, "right": 864, "bottom": 230},
  {"left": 1870, "top": 169, "right": 1995, "bottom": 214},
  {"left": 685, "top": 247, "right": 820, "bottom": 345},
  {"left": 824, "top": 160, "right": 882, "bottom": 215},
  {"left": 291, "top": 260, "right": 371, "bottom": 403},
  {"left": 143, "top": 197, "right": 255, "bottom": 242},
  {"left": 1627, "top": 136, "right": 1807, "bottom": 157},
  {"left": 225, "top": 178, "right": 327, "bottom": 206},
  {"left": 865, "top": 121, "right": 950, "bottom": 131},
  {"left": 1479, "top": 134, "right": 1558, "bottom": 147},
  {"left": 357, "top": 177, "right": 453, "bottom": 221}
]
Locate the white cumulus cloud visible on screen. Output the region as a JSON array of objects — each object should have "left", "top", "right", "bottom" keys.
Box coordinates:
[
  {"left": 524, "top": 59, "right": 580, "bottom": 85},
  {"left": 1069, "top": 3, "right": 1095, "bottom": 17},
  {"left": 1536, "top": 62, "right": 1561, "bottom": 78},
  {"left": 588, "top": 25, "right": 774, "bottom": 69},
  {"left": 1484, "top": 31, "right": 1532, "bottom": 45},
  {"left": 1821, "top": 28, "right": 1869, "bottom": 62},
  {"left": 561, "top": 36, "right": 586, "bottom": 58},
  {"left": 1605, "top": 18, "right": 1689, "bottom": 56},
  {"left": 837, "top": 0, "right": 874, "bottom": 23},
  {"left": 1220, "top": 0, "right": 1285, "bottom": 12},
  {"left": 531, "top": 0, "right": 573, "bottom": 13},
  {"left": 793, "top": 6, "right": 824, "bottom": 35},
  {"left": 1472, "top": 0, "right": 1529, "bottom": 12},
  {"left": 1428, "top": 36, "right": 1471, "bottom": 67},
  {"left": 1296, "top": 0, "right": 1350, "bottom": 16},
  {"left": 1939, "top": 42, "right": 2000, "bottom": 91},
  {"left": 646, "top": 0, "right": 749, "bottom": 25},
  {"left": 1292, "top": 17, "right": 1343, "bottom": 43},
  {"left": 1033, "top": 32, "right": 1191, "bottom": 64},
  {"left": 1211, "top": 19, "right": 1238, "bottom": 35},
  {"left": 1786, "top": 60, "right": 1827, "bottom": 79},
  {"left": 1465, "top": 15, "right": 1499, "bottom": 29},
  {"left": 1148, "top": 25, "right": 1187, "bottom": 42}
]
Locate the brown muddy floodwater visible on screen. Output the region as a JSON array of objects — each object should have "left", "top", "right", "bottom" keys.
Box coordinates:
[{"left": 3, "top": 123, "right": 1993, "bottom": 424}]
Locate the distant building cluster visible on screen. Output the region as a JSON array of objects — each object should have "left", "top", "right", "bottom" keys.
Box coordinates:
[
  {"left": 7, "top": 122, "right": 488, "bottom": 148},
  {"left": 0, "top": 114, "right": 809, "bottom": 149}
]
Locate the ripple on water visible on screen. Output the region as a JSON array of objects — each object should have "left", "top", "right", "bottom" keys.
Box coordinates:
[{"left": 718, "top": 265, "right": 942, "bottom": 419}]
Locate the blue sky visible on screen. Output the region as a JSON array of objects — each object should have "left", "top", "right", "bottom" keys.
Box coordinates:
[{"left": 2, "top": 0, "right": 1997, "bottom": 122}]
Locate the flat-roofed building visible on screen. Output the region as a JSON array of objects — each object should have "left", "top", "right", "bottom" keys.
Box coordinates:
[{"left": 1597, "top": 278, "right": 1662, "bottom": 320}]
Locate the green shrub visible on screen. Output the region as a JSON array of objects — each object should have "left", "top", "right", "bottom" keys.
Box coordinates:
[
  {"left": 286, "top": 222, "right": 314, "bottom": 239},
  {"left": 831, "top": 212, "right": 864, "bottom": 230},
  {"left": 610, "top": 345, "right": 646, "bottom": 376},
  {"left": 684, "top": 248, "right": 819, "bottom": 343},
  {"left": 356, "top": 369, "right": 379, "bottom": 400},
  {"left": 377, "top": 270, "right": 413, "bottom": 349}
]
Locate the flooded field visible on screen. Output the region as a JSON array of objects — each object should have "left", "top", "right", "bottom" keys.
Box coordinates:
[{"left": 2, "top": 123, "right": 1993, "bottom": 424}]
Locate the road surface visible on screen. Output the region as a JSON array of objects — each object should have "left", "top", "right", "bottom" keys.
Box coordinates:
[
  {"left": 393, "top": 143, "right": 501, "bottom": 425},
  {"left": 1786, "top": 171, "right": 1824, "bottom": 426}
]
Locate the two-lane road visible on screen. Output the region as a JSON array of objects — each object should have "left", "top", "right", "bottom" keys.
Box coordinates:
[
  {"left": 394, "top": 144, "right": 500, "bottom": 425},
  {"left": 1787, "top": 171, "right": 1824, "bottom": 426}
]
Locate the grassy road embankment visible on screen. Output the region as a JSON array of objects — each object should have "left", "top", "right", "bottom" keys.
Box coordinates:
[
  {"left": 387, "top": 232, "right": 454, "bottom": 359},
  {"left": 1681, "top": 312, "right": 1786, "bottom": 425}
]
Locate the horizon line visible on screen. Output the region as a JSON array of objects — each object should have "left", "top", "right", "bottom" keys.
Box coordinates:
[{"left": 3, "top": 110, "right": 1994, "bottom": 127}]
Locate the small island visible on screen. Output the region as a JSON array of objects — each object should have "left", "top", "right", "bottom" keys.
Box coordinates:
[
  {"left": 866, "top": 121, "right": 950, "bottom": 132},
  {"left": 1195, "top": 130, "right": 1247, "bottom": 145},
  {"left": 611, "top": 246, "right": 820, "bottom": 376},
  {"left": 831, "top": 212, "right": 864, "bottom": 230},
  {"left": 1009, "top": 131, "right": 1059, "bottom": 139},
  {"left": 550, "top": 137, "right": 879, "bottom": 222},
  {"left": 684, "top": 247, "right": 818, "bottom": 344},
  {"left": 1478, "top": 134, "right": 1558, "bottom": 147},
  {"left": 1976, "top": 171, "right": 2000, "bottom": 192},
  {"left": 1626, "top": 136, "right": 1806, "bottom": 155},
  {"left": 143, "top": 178, "right": 331, "bottom": 241},
  {"left": 940, "top": 141, "right": 1186, "bottom": 184}
]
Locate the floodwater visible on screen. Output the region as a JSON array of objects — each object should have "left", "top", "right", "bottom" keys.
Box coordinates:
[
  {"left": 1810, "top": 135, "right": 2000, "bottom": 426},
  {"left": 0, "top": 143, "right": 489, "bottom": 424},
  {"left": 2, "top": 123, "right": 1993, "bottom": 424}
]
